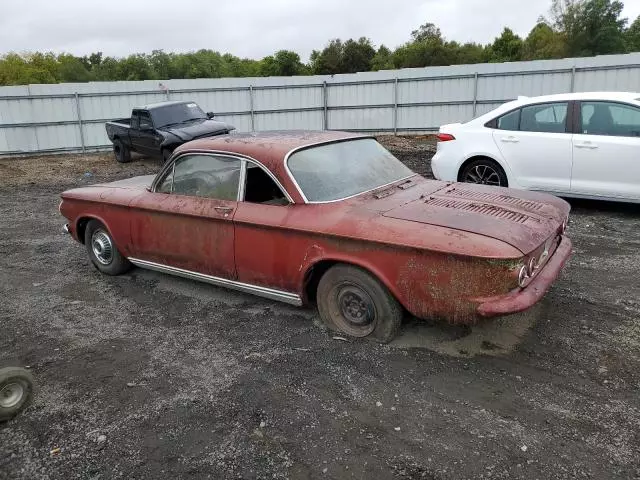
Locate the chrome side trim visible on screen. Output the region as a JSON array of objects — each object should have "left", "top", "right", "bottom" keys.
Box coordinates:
[{"left": 127, "top": 258, "right": 303, "bottom": 306}]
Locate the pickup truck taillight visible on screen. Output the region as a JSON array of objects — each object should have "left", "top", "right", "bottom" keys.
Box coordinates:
[{"left": 436, "top": 133, "right": 456, "bottom": 142}]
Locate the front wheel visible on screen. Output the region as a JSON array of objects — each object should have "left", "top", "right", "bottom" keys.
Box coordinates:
[
  {"left": 84, "top": 220, "right": 131, "bottom": 276},
  {"left": 460, "top": 158, "right": 508, "bottom": 187},
  {"left": 317, "top": 265, "right": 403, "bottom": 343},
  {"left": 0, "top": 367, "right": 34, "bottom": 421}
]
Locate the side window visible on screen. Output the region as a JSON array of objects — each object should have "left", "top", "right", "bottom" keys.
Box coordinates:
[
  {"left": 131, "top": 113, "right": 140, "bottom": 129},
  {"left": 580, "top": 101, "right": 640, "bottom": 137},
  {"left": 243, "top": 164, "right": 290, "bottom": 206},
  {"left": 496, "top": 109, "right": 520, "bottom": 131},
  {"left": 171, "top": 155, "right": 241, "bottom": 200},
  {"left": 156, "top": 166, "right": 174, "bottom": 193},
  {"left": 520, "top": 102, "right": 568, "bottom": 133},
  {"left": 139, "top": 112, "right": 153, "bottom": 130}
]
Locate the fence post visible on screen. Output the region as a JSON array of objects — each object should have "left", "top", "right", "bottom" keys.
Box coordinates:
[
  {"left": 472, "top": 72, "right": 479, "bottom": 118},
  {"left": 570, "top": 66, "right": 576, "bottom": 92},
  {"left": 249, "top": 85, "right": 255, "bottom": 132},
  {"left": 166, "top": 88, "right": 171, "bottom": 101},
  {"left": 393, "top": 77, "right": 399, "bottom": 135},
  {"left": 323, "top": 81, "right": 328, "bottom": 130},
  {"left": 74, "top": 92, "right": 86, "bottom": 154}
]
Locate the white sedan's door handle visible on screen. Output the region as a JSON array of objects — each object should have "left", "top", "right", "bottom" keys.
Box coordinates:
[
  {"left": 574, "top": 142, "right": 598, "bottom": 149},
  {"left": 500, "top": 136, "right": 519, "bottom": 143}
]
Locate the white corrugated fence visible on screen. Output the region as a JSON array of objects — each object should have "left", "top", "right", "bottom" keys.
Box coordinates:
[{"left": 0, "top": 52, "right": 639, "bottom": 156}]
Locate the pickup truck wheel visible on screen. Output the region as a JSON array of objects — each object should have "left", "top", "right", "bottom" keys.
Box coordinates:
[
  {"left": 0, "top": 367, "right": 34, "bottom": 422},
  {"left": 84, "top": 220, "right": 131, "bottom": 276},
  {"left": 317, "top": 265, "right": 402, "bottom": 343},
  {"left": 113, "top": 138, "right": 131, "bottom": 164}
]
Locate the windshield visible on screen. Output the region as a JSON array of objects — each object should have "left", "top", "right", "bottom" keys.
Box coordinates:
[
  {"left": 287, "top": 138, "right": 415, "bottom": 202},
  {"left": 152, "top": 103, "right": 207, "bottom": 128}
]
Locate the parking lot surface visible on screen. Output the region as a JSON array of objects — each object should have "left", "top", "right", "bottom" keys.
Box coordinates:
[{"left": 1, "top": 138, "right": 639, "bottom": 479}]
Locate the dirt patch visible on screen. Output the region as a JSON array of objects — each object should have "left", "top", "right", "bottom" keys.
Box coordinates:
[{"left": 1, "top": 137, "right": 639, "bottom": 479}]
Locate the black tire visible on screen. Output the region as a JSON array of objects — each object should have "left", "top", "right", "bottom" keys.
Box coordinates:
[
  {"left": 0, "top": 367, "right": 34, "bottom": 421},
  {"left": 460, "top": 158, "right": 508, "bottom": 187},
  {"left": 317, "top": 265, "right": 403, "bottom": 343},
  {"left": 162, "top": 148, "right": 173, "bottom": 164},
  {"left": 84, "top": 220, "right": 131, "bottom": 276},
  {"left": 113, "top": 138, "right": 131, "bottom": 164}
]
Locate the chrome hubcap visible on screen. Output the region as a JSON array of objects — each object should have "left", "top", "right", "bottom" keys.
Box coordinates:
[
  {"left": 338, "top": 286, "right": 374, "bottom": 327},
  {"left": 91, "top": 230, "right": 113, "bottom": 265},
  {"left": 465, "top": 165, "right": 502, "bottom": 186},
  {"left": 0, "top": 382, "right": 24, "bottom": 408}
]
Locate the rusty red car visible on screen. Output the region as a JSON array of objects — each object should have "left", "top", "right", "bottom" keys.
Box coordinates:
[{"left": 59, "top": 131, "right": 572, "bottom": 342}]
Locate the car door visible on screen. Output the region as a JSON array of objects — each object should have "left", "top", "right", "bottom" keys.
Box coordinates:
[
  {"left": 128, "top": 153, "right": 242, "bottom": 279},
  {"left": 491, "top": 101, "right": 573, "bottom": 192},
  {"left": 129, "top": 111, "right": 157, "bottom": 155},
  {"left": 233, "top": 162, "right": 304, "bottom": 294},
  {"left": 571, "top": 100, "right": 640, "bottom": 200}
]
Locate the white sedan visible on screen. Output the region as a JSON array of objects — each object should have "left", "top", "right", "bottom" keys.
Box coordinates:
[{"left": 431, "top": 92, "right": 640, "bottom": 203}]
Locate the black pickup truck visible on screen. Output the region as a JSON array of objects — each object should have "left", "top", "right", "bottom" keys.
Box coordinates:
[{"left": 105, "top": 100, "right": 234, "bottom": 163}]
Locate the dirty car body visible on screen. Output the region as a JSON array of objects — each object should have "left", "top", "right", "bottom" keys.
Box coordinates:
[{"left": 60, "top": 131, "right": 572, "bottom": 339}]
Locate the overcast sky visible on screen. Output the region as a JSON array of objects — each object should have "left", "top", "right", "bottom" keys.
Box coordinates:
[{"left": 2, "top": 0, "right": 639, "bottom": 61}]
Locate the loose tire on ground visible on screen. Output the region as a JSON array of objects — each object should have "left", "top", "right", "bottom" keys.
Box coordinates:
[
  {"left": 113, "top": 138, "right": 131, "bottom": 164},
  {"left": 460, "top": 158, "right": 508, "bottom": 187},
  {"left": 0, "top": 367, "right": 34, "bottom": 422},
  {"left": 84, "top": 220, "right": 132, "bottom": 276},
  {"left": 316, "top": 264, "right": 403, "bottom": 343}
]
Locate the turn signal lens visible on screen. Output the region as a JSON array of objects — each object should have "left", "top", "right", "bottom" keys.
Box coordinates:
[{"left": 436, "top": 133, "right": 456, "bottom": 142}]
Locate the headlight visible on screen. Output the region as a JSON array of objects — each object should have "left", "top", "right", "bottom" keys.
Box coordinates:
[{"left": 518, "top": 266, "right": 528, "bottom": 287}]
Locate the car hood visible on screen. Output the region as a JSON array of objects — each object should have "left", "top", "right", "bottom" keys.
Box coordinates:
[
  {"left": 380, "top": 182, "right": 570, "bottom": 254},
  {"left": 158, "top": 119, "right": 233, "bottom": 141}
]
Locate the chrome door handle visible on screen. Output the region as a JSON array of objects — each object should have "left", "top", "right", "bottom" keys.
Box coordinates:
[
  {"left": 500, "top": 137, "right": 519, "bottom": 143},
  {"left": 214, "top": 206, "right": 234, "bottom": 216},
  {"left": 575, "top": 143, "right": 598, "bottom": 149}
]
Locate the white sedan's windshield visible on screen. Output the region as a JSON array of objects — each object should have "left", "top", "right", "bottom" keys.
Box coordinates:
[{"left": 287, "top": 138, "right": 415, "bottom": 202}]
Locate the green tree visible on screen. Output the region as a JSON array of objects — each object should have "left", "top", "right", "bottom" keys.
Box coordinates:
[
  {"left": 550, "top": 0, "right": 627, "bottom": 56},
  {"left": 310, "top": 39, "right": 344, "bottom": 75},
  {"left": 341, "top": 37, "right": 376, "bottom": 73},
  {"left": 625, "top": 15, "right": 640, "bottom": 52},
  {"left": 58, "top": 54, "right": 93, "bottom": 82},
  {"left": 259, "top": 50, "right": 306, "bottom": 76},
  {"left": 371, "top": 45, "right": 394, "bottom": 71},
  {"left": 523, "top": 22, "right": 566, "bottom": 59},
  {"left": 489, "top": 28, "right": 524, "bottom": 62}
]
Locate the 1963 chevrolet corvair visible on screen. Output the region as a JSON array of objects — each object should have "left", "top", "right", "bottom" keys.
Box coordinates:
[{"left": 60, "top": 131, "right": 572, "bottom": 342}]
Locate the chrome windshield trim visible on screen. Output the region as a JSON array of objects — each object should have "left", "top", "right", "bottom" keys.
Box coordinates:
[
  {"left": 128, "top": 258, "right": 303, "bottom": 306},
  {"left": 301, "top": 174, "right": 420, "bottom": 205},
  {"left": 283, "top": 137, "right": 418, "bottom": 205},
  {"left": 283, "top": 135, "right": 374, "bottom": 204}
]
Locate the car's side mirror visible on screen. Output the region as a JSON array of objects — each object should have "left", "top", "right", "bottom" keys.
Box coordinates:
[{"left": 206, "top": 112, "right": 215, "bottom": 119}]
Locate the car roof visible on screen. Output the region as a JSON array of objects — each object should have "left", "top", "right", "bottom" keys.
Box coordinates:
[
  {"left": 134, "top": 100, "right": 194, "bottom": 111},
  {"left": 174, "top": 130, "right": 370, "bottom": 203},
  {"left": 509, "top": 91, "right": 640, "bottom": 106}
]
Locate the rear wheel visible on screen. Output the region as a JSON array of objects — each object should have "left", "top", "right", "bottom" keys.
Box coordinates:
[
  {"left": 84, "top": 220, "right": 131, "bottom": 276},
  {"left": 113, "top": 138, "right": 131, "bottom": 164},
  {"left": 460, "top": 158, "right": 508, "bottom": 187},
  {"left": 317, "top": 265, "right": 402, "bottom": 343},
  {"left": 0, "top": 367, "right": 34, "bottom": 421}
]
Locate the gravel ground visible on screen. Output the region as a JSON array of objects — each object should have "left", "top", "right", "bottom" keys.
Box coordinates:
[{"left": 1, "top": 138, "right": 639, "bottom": 480}]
